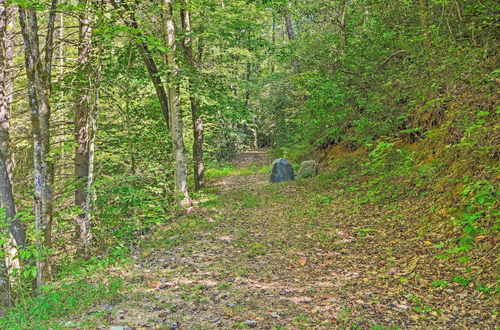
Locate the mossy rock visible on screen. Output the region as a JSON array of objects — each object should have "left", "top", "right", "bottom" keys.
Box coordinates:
[{"left": 298, "top": 160, "right": 319, "bottom": 179}]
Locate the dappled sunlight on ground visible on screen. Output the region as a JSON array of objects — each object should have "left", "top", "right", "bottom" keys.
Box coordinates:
[{"left": 68, "top": 150, "right": 497, "bottom": 329}]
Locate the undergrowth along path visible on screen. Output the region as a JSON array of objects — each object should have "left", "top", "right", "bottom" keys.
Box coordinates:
[{"left": 76, "top": 150, "right": 496, "bottom": 329}]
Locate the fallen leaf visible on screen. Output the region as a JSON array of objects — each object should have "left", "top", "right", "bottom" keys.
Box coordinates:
[
  {"left": 298, "top": 256, "right": 308, "bottom": 266},
  {"left": 474, "top": 235, "right": 488, "bottom": 243},
  {"left": 286, "top": 296, "right": 312, "bottom": 304},
  {"left": 399, "top": 255, "right": 422, "bottom": 275},
  {"left": 437, "top": 208, "right": 449, "bottom": 217}
]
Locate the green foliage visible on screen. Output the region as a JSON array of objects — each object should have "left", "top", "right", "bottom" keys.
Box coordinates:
[
  {"left": 0, "top": 278, "right": 123, "bottom": 329},
  {"left": 435, "top": 177, "right": 498, "bottom": 259},
  {"left": 355, "top": 227, "right": 376, "bottom": 237},
  {"left": 452, "top": 275, "right": 471, "bottom": 287},
  {"left": 458, "top": 177, "right": 498, "bottom": 238},
  {"left": 205, "top": 163, "right": 271, "bottom": 180},
  {"left": 4, "top": 0, "right": 498, "bottom": 326},
  {"left": 359, "top": 141, "right": 415, "bottom": 204},
  {"left": 0, "top": 214, "right": 46, "bottom": 285},
  {"left": 431, "top": 280, "right": 448, "bottom": 288},
  {"left": 93, "top": 174, "right": 175, "bottom": 248}
]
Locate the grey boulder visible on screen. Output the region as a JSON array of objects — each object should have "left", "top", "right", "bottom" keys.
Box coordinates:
[
  {"left": 269, "top": 158, "right": 295, "bottom": 183},
  {"left": 298, "top": 160, "right": 319, "bottom": 178}
]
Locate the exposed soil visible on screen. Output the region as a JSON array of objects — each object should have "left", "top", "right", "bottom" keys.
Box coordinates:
[{"left": 76, "top": 150, "right": 497, "bottom": 329}]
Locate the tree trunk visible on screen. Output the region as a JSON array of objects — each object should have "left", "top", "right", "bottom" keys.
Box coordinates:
[
  {"left": 0, "top": 4, "right": 13, "bottom": 304},
  {"left": 252, "top": 117, "right": 258, "bottom": 149},
  {"left": 0, "top": 4, "right": 24, "bottom": 311},
  {"left": 0, "top": 153, "right": 25, "bottom": 255},
  {"left": 0, "top": 2, "right": 14, "bottom": 185},
  {"left": 74, "top": 0, "right": 92, "bottom": 258},
  {"left": 181, "top": 0, "right": 205, "bottom": 191},
  {"left": 57, "top": 12, "right": 63, "bottom": 75},
  {"left": 271, "top": 14, "right": 275, "bottom": 73},
  {"left": 163, "top": 0, "right": 190, "bottom": 206},
  {"left": 18, "top": 0, "right": 57, "bottom": 288},
  {"left": 84, "top": 40, "right": 102, "bottom": 260},
  {"left": 110, "top": 0, "right": 170, "bottom": 129},
  {"left": 283, "top": 8, "right": 295, "bottom": 41},
  {"left": 244, "top": 62, "right": 258, "bottom": 148}
]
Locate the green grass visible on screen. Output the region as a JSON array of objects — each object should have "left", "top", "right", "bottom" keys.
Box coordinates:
[{"left": 205, "top": 164, "right": 272, "bottom": 179}]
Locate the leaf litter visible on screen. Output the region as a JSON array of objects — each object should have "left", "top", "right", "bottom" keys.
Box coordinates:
[{"left": 69, "top": 150, "right": 497, "bottom": 329}]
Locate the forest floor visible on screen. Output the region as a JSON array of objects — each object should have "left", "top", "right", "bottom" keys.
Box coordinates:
[{"left": 67, "top": 149, "right": 497, "bottom": 329}]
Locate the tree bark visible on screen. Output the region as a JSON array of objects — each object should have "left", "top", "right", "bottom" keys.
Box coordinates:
[
  {"left": 0, "top": 4, "right": 13, "bottom": 308},
  {"left": 181, "top": 0, "right": 205, "bottom": 191},
  {"left": 0, "top": 155, "right": 25, "bottom": 248},
  {"left": 18, "top": 0, "right": 57, "bottom": 288},
  {"left": 74, "top": 0, "right": 92, "bottom": 258},
  {"left": 0, "top": 1, "right": 13, "bottom": 208},
  {"left": 0, "top": 2, "right": 14, "bottom": 185},
  {"left": 283, "top": 8, "right": 295, "bottom": 41},
  {"left": 84, "top": 39, "right": 102, "bottom": 260},
  {"left": 163, "top": 0, "right": 190, "bottom": 205},
  {"left": 244, "top": 62, "right": 258, "bottom": 148},
  {"left": 271, "top": 14, "right": 275, "bottom": 73},
  {"left": 0, "top": 4, "right": 24, "bottom": 312}
]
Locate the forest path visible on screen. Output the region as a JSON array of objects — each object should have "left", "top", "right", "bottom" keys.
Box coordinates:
[{"left": 88, "top": 150, "right": 495, "bottom": 329}]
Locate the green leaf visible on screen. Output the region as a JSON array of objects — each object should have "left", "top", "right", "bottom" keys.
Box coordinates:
[{"left": 432, "top": 241, "right": 444, "bottom": 249}]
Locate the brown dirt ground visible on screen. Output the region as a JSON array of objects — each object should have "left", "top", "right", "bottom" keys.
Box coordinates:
[{"left": 74, "top": 150, "right": 498, "bottom": 329}]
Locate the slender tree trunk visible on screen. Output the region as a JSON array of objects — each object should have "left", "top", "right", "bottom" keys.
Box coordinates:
[
  {"left": 0, "top": 5, "right": 24, "bottom": 308},
  {"left": 271, "top": 14, "right": 275, "bottom": 73},
  {"left": 0, "top": 151, "right": 25, "bottom": 256},
  {"left": 0, "top": 2, "right": 15, "bottom": 195},
  {"left": 0, "top": 4, "right": 12, "bottom": 307},
  {"left": 18, "top": 0, "right": 57, "bottom": 288},
  {"left": 252, "top": 117, "right": 258, "bottom": 149},
  {"left": 57, "top": 13, "right": 63, "bottom": 75},
  {"left": 283, "top": 5, "right": 299, "bottom": 68},
  {"left": 110, "top": 0, "right": 170, "bottom": 129},
  {"left": 0, "top": 2, "right": 14, "bottom": 184},
  {"left": 84, "top": 41, "right": 101, "bottom": 259},
  {"left": 74, "top": 0, "right": 92, "bottom": 258},
  {"left": 283, "top": 8, "right": 295, "bottom": 41},
  {"left": 244, "top": 62, "right": 258, "bottom": 148},
  {"left": 181, "top": 0, "right": 204, "bottom": 191},
  {"left": 163, "top": 0, "right": 190, "bottom": 206},
  {"left": 0, "top": 152, "right": 25, "bottom": 246}
]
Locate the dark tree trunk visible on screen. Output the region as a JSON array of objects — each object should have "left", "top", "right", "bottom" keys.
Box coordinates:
[
  {"left": 283, "top": 8, "right": 295, "bottom": 41},
  {"left": 181, "top": 0, "right": 205, "bottom": 190}
]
